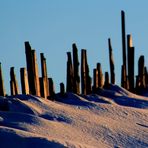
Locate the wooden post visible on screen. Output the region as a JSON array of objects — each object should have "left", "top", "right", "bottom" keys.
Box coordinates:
[
  {"left": 10, "top": 67, "right": 19, "bottom": 95},
  {"left": 104, "top": 72, "right": 110, "bottom": 88},
  {"left": 66, "top": 52, "right": 74, "bottom": 92},
  {"left": 32, "top": 50, "right": 40, "bottom": 96},
  {"left": 97, "top": 63, "right": 104, "bottom": 88},
  {"left": 20, "top": 68, "right": 29, "bottom": 94},
  {"left": 25, "top": 41, "right": 34, "bottom": 94},
  {"left": 108, "top": 38, "right": 115, "bottom": 84},
  {"left": 121, "top": 10, "right": 127, "bottom": 88},
  {"left": 72, "top": 43, "right": 80, "bottom": 94},
  {"left": 60, "top": 82, "right": 65, "bottom": 96},
  {"left": 138, "top": 55, "right": 145, "bottom": 88},
  {"left": 93, "top": 68, "right": 98, "bottom": 92},
  {"left": 121, "top": 65, "right": 127, "bottom": 88},
  {"left": 48, "top": 78, "right": 55, "bottom": 99},
  {"left": 39, "top": 77, "right": 47, "bottom": 98},
  {"left": 40, "top": 53, "right": 49, "bottom": 97},
  {"left": 0, "top": 63, "right": 6, "bottom": 96},
  {"left": 144, "top": 67, "right": 148, "bottom": 87},
  {"left": 127, "top": 34, "right": 135, "bottom": 91}
]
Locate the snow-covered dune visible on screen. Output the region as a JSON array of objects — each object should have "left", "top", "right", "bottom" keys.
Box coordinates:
[{"left": 0, "top": 85, "right": 148, "bottom": 148}]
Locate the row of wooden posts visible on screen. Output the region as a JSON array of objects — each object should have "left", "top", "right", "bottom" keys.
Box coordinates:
[{"left": 0, "top": 10, "right": 148, "bottom": 98}]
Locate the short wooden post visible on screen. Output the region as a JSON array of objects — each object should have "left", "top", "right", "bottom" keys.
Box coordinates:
[
  {"left": 97, "top": 63, "right": 104, "bottom": 88},
  {"left": 0, "top": 63, "right": 6, "bottom": 96},
  {"left": 144, "top": 67, "right": 148, "bottom": 87},
  {"left": 108, "top": 38, "right": 115, "bottom": 84},
  {"left": 121, "top": 65, "right": 127, "bottom": 88},
  {"left": 60, "top": 82, "right": 65, "bottom": 96},
  {"left": 40, "top": 53, "right": 49, "bottom": 97},
  {"left": 127, "top": 34, "right": 135, "bottom": 91},
  {"left": 39, "top": 77, "right": 47, "bottom": 98},
  {"left": 10, "top": 67, "right": 19, "bottom": 95},
  {"left": 20, "top": 68, "right": 29, "bottom": 94},
  {"left": 48, "top": 78, "right": 55, "bottom": 98},
  {"left": 138, "top": 55, "right": 145, "bottom": 88},
  {"left": 104, "top": 72, "right": 110, "bottom": 88},
  {"left": 66, "top": 52, "right": 74, "bottom": 92},
  {"left": 93, "top": 68, "right": 98, "bottom": 92}
]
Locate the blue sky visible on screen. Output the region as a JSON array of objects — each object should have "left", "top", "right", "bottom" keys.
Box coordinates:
[{"left": 1, "top": 0, "right": 148, "bottom": 94}]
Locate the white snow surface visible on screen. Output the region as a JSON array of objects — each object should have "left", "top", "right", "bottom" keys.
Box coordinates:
[{"left": 0, "top": 84, "right": 148, "bottom": 148}]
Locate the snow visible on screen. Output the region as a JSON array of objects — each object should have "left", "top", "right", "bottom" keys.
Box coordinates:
[{"left": 0, "top": 84, "right": 148, "bottom": 148}]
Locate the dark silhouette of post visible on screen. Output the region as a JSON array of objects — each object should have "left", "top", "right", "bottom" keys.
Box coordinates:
[
  {"left": 108, "top": 38, "right": 115, "bottom": 84},
  {"left": 48, "top": 78, "right": 55, "bottom": 99},
  {"left": 138, "top": 55, "right": 145, "bottom": 88},
  {"left": 144, "top": 67, "right": 148, "bottom": 87},
  {"left": 10, "top": 67, "right": 19, "bottom": 95},
  {"left": 121, "top": 10, "right": 127, "bottom": 89},
  {"left": 72, "top": 43, "right": 80, "bottom": 94},
  {"left": 60, "top": 82, "right": 65, "bottom": 96},
  {"left": 20, "top": 68, "right": 29, "bottom": 94},
  {"left": 81, "top": 49, "right": 91, "bottom": 95},
  {"left": 104, "top": 72, "right": 110, "bottom": 88},
  {"left": 97, "top": 63, "right": 104, "bottom": 88},
  {"left": 127, "top": 34, "right": 135, "bottom": 91},
  {"left": 40, "top": 53, "right": 49, "bottom": 98},
  {"left": 66, "top": 52, "right": 74, "bottom": 92},
  {"left": 0, "top": 63, "right": 6, "bottom": 96}
]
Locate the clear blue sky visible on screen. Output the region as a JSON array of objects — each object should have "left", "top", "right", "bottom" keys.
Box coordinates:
[{"left": 1, "top": 0, "right": 148, "bottom": 94}]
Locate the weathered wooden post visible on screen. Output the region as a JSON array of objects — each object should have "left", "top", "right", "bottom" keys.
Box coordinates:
[
  {"left": 48, "top": 78, "right": 55, "bottom": 99},
  {"left": 138, "top": 55, "right": 145, "bottom": 88},
  {"left": 66, "top": 52, "right": 74, "bottom": 92},
  {"left": 39, "top": 77, "right": 47, "bottom": 98},
  {"left": 93, "top": 68, "right": 98, "bottom": 92},
  {"left": 60, "top": 82, "right": 65, "bottom": 96},
  {"left": 72, "top": 43, "right": 80, "bottom": 94},
  {"left": 108, "top": 38, "right": 115, "bottom": 84},
  {"left": 10, "top": 67, "right": 19, "bottom": 95},
  {"left": 127, "top": 34, "right": 135, "bottom": 91},
  {"left": 81, "top": 49, "right": 92, "bottom": 94},
  {"left": 20, "top": 68, "right": 29, "bottom": 94},
  {"left": 121, "top": 65, "right": 127, "bottom": 88},
  {"left": 104, "top": 72, "right": 110, "bottom": 88},
  {"left": 81, "top": 49, "right": 87, "bottom": 95},
  {"left": 0, "top": 63, "right": 6, "bottom": 96},
  {"left": 32, "top": 50, "right": 40, "bottom": 96},
  {"left": 121, "top": 10, "right": 127, "bottom": 89},
  {"left": 97, "top": 63, "right": 104, "bottom": 88},
  {"left": 40, "top": 53, "right": 49, "bottom": 97}
]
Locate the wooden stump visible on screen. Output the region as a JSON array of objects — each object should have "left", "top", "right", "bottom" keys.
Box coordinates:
[{"left": 0, "top": 63, "right": 6, "bottom": 96}]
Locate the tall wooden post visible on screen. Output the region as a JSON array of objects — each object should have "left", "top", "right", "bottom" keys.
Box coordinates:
[
  {"left": 127, "top": 34, "right": 135, "bottom": 91},
  {"left": 72, "top": 43, "right": 80, "bottom": 94},
  {"left": 108, "top": 38, "right": 115, "bottom": 84},
  {"left": 138, "top": 55, "right": 145, "bottom": 88},
  {"left": 20, "top": 68, "right": 29, "bottom": 94},
  {"left": 10, "top": 67, "right": 19, "bottom": 95},
  {"left": 32, "top": 50, "right": 40, "bottom": 96},
  {"left": 0, "top": 63, "right": 6, "bottom": 96},
  {"left": 97, "top": 63, "right": 104, "bottom": 88},
  {"left": 66, "top": 52, "right": 74, "bottom": 92},
  {"left": 121, "top": 10, "right": 127, "bottom": 89},
  {"left": 40, "top": 53, "right": 49, "bottom": 97}
]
